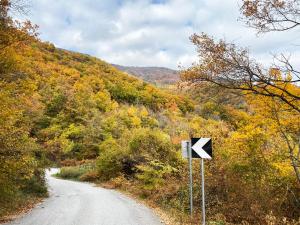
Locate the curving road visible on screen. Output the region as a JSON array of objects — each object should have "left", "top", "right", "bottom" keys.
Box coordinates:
[{"left": 6, "top": 169, "right": 163, "bottom": 225}]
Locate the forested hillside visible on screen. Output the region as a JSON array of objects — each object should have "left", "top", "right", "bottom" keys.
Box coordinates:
[
  {"left": 1, "top": 1, "right": 299, "bottom": 224},
  {"left": 21, "top": 41, "right": 299, "bottom": 224},
  {"left": 0, "top": 35, "right": 195, "bottom": 219},
  {"left": 22, "top": 41, "right": 193, "bottom": 162},
  {"left": 2, "top": 28, "right": 300, "bottom": 225},
  {"left": 112, "top": 64, "right": 179, "bottom": 85}
]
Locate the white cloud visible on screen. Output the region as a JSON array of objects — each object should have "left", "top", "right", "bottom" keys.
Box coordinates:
[{"left": 16, "top": 0, "right": 300, "bottom": 69}]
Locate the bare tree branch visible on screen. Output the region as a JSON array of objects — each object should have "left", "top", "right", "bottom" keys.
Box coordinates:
[
  {"left": 240, "top": 0, "right": 300, "bottom": 33},
  {"left": 181, "top": 33, "right": 300, "bottom": 113}
]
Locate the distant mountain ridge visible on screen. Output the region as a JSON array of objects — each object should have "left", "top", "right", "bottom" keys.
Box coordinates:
[{"left": 112, "top": 64, "right": 180, "bottom": 85}]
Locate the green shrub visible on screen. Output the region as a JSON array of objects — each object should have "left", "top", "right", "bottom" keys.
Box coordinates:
[
  {"left": 129, "top": 128, "right": 178, "bottom": 165},
  {"left": 57, "top": 165, "right": 94, "bottom": 180},
  {"left": 136, "top": 161, "right": 176, "bottom": 191},
  {"left": 22, "top": 169, "right": 47, "bottom": 196},
  {"left": 96, "top": 138, "right": 126, "bottom": 181}
]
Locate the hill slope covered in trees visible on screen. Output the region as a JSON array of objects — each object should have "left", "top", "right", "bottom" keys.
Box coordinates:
[
  {"left": 0, "top": 35, "right": 194, "bottom": 219},
  {"left": 30, "top": 42, "right": 300, "bottom": 223},
  {"left": 112, "top": 64, "right": 179, "bottom": 85},
  {"left": 23, "top": 41, "right": 194, "bottom": 161},
  {"left": 1, "top": 22, "right": 299, "bottom": 225}
]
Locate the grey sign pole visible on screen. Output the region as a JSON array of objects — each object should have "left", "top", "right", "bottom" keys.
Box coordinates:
[
  {"left": 201, "top": 158, "right": 205, "bottom": 225},
  {"left": 188, "top": 141, "right": 193, "bottom": 216},
  {"left": 183, "top": 138, "right": 212, "bottom": 223}
]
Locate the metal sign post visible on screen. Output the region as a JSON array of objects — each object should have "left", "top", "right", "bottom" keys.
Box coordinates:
[
  {"left": 182, "top": 138, "right": 212, "bottom": 224},
  {"left": 201, "top": 158, "right": 205, "bottom": 225},
  {"left": 181, "top": 140, "right": 193, "bottom": 216},
  {"left": 188, "top": 141, "right": 193, "bottom": 216}
]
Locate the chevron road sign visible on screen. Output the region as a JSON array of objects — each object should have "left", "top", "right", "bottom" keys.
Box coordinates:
[
  {"left": 191, "top": 138, "right": 212, "bottom": 159},
  {"left": 181, "top": 137, "right": 213, "bottom": 225}
]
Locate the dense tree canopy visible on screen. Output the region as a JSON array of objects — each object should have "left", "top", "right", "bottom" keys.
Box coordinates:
[
  {"left": 0, "top": 0, "right": 46, "bottom": 217},
  {"left": 181, "top": 0, "right": 300, "bottom": 190},
  {"left": 1, "top": 0, "right": 299, "bottom": 224}
]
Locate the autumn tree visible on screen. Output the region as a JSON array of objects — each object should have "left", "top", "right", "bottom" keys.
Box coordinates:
[
  {"left": 0, "top": 0, "right": 37, "bottom": 77},
  {"left": 181, "top": 0, "right": 300, "bottom": 186},
  {"left": 181, "top": 33, "right": 300, "bottom": 113},
  {"left": 0, "top": 0, "right": 46, "bottom": 216},
  {"left": 247, "top": 95, "right": 300, "bottom": 183},
  {"left": 241, "top": 0, "right": 300, "bottom": 33},
  {"left": 182, "top": 0, "right": 300, "bottom": 112}
]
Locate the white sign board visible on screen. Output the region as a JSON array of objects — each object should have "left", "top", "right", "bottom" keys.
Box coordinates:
[{"left": 181, "top": 140, "right": 189, "bottom": 158}]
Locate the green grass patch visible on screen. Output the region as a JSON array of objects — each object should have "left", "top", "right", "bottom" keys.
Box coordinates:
[{"left": 55, "top": 164, "right": 97, "bottom": 181}]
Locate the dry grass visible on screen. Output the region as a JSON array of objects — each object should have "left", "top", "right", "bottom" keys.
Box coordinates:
[
  {"left": 97, "top": 175, "right": 300, "bottom": 225},
  {"left": 0, "top": 197, "right": 44, "bottom": 224}
]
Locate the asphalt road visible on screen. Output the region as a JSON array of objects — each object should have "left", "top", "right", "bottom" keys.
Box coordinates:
[{"left": 6, "top": 169, "right": 163, "bottom": 225}]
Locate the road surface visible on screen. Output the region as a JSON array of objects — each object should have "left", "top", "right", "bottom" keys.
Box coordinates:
[{"left": 6, "top": 169, "right": 163, "bottom": 225}]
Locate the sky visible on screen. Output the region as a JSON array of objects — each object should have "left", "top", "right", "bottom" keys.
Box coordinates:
[{"left": 17, "top": 0, "right": 300, "bottom": 69}]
